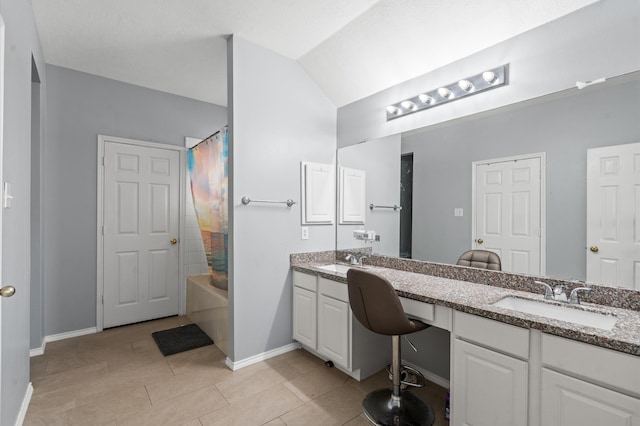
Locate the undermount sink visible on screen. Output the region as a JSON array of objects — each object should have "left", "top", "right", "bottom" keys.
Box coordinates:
[
  {"left": 316, "top": 264, "right": 353, "bottom": 276},
  {"left": 492, "top": 296, "right": 617, "bottom": 331}
]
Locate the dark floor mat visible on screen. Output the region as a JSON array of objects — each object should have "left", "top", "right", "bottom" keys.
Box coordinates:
[{"left": 151, "top": 323, "right": 213, "bottom": 356}]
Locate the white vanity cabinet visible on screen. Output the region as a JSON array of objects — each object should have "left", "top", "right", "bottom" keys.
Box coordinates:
[
  {"left": 452, "top": 311, "right": 530, "bottom": 426},
  {"left": 292, "top": 271, "right": 317, "bottom": 349},
  {"left": 317, "top": 277, "right": 351, "bottom": 369},
  {"left": 292, "top": 271, "right": 389, "bottom": 380},
  {"left": 540, "top": 334, "right": 640, "bottom": 426}
]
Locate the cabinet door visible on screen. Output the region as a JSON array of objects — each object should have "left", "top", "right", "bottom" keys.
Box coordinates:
[
  {"left": 453, "top": 339, "right": 528, "bottom": 426},
  {"left": 541, "top": 368, "right": 640, "bottom": 426},
  {"left": 293, "top": 286, "right": 317, "bottom": 350},
  {"left": 318, "top": 294, "right": 350, "bottom": 369}
]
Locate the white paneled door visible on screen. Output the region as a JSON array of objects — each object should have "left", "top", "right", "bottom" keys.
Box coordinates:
[
  {"left": 587, "top": 142, "right": 640, "bottom": 289},
  {"left": 102, "top": 139, "right": 180, "bottom": 328},
  {"left": 474, "top": 155, "right": 543, "bottom": 275}
]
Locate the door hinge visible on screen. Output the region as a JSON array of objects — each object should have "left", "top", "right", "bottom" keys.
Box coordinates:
[
  {"left": 102, "top": 156, "right": 105, "bottom": 166},
  {"left": 101, "top": 294, "right": 104, "bottom": 304},
  {"left": 101, "top": 226, "right": 104, "bottom": 235}
]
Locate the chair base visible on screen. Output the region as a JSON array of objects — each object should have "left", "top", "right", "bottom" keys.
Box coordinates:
[{"left": 362, "top": 388, "right": 435, "bottom": 426}]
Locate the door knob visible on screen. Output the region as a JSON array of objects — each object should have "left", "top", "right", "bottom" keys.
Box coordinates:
[
  {"left": 476, "top": 238, "right": 484, "bottom": 244},
  {"left": 589, "top": 246, "right": 599, "bottom": 253},
  {"left": 0, "top": 286, "right": 15, "bottom": 298},
  {"left": 170, "top": 238, "right": 177, "bottom": 245}
]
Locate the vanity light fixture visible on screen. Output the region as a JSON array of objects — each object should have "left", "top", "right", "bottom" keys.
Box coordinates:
[{"left": 385, "top": 64, "right": 509, "bottom": 121}]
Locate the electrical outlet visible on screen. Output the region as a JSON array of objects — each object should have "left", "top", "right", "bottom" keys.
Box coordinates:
[
  {"left": 454, "top": 208, "right": 463, "bottom": 217},
  {"left": 301, "top": 226, "right": 309, "bottom": 240}
]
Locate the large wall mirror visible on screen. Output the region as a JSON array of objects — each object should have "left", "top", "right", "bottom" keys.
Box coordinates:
[{"left": 337, "top": 70, "right": 640, "bottom": 290}]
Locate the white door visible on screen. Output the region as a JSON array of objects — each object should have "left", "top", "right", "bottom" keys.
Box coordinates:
[
  {"left": 102, "top": 139, "right": 180, "bottom": 328},
  {"left": 586, "top": 142, "right": 640, "bottom": 289},
  {"left": 293, "top": 286, "right": 317, "bottom": 349},
  {"left": 0, "top": 13, "right": 5, "bottom": 422},
  {"left": 474, "top": 155, "right": 543, "bottom": 274}
]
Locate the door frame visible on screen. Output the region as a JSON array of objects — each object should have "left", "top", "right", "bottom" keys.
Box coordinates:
[
  {"left": 96, "top": 135, "right": 185, "bottom": 332},
  {"left": 471, "top": 152, "right": 546, "bottom": 276}
]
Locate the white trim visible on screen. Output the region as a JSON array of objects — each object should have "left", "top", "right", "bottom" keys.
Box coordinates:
[
  {"left": 29, "top": 340, "right": 46, "bottom": 357},
  {"left": 224, "top": 342, "right": 301, "bottom": 371},
  {"left": 15, "top": 383, "right": 32, "bottom": 426},
  {"left": 45, "top": 327, "right": 97, "bottom": 343},
  {"left": 96, "top": 135, "right": 185, "bottom": 331},
  {"left": 471, "top": 152, "right": 547, "bottom": 276},
  {"left": 401, "top": 360, "right": 450, "bottom": 390}
]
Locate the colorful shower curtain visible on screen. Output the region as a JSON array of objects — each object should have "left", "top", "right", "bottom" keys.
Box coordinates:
[{"left": 188, "top": 126, "right": 229, "bottom": 290}]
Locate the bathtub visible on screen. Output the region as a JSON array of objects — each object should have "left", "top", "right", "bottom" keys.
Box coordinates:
[{"left": 186, "top": 274, "right": 229, "bottom": 356}]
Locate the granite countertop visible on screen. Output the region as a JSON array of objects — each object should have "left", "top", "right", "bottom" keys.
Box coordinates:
[{"left": 292, "top": 262, "right": 640, "bottom": 357}]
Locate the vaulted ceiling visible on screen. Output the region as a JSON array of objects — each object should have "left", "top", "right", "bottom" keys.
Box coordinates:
[{"left": 32, "top": 0, "right": 598, "bottom": 107}]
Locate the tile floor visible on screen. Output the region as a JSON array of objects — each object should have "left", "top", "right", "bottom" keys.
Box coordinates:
[{"left": 26, "top": 316, "right": 449, "bottom": 425}]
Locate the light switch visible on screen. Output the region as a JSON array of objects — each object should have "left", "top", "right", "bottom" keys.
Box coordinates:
[
  {"left": 454, "top": 208, "right": 463, "bottom": 217},
  {"left": 3, "top": 181, "right": 13, "bottom": 208},
  {"left": 301, "top": 226, "right": 309, "bottom": 240}
]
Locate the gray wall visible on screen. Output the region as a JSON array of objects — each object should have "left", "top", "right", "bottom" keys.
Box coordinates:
[
  {"left": 0, "top": 0, "right": 47, "bottom": 423},
  {"left": 337, "top": 134, "right": 401, "bottom": 256},
  {"left": 228, "top": 36, "right": 336, "bottom": 361},
  {"left": 43, "top": 65, "right": 227, "bottom": 336},
  {"left": 337, "top": 0, "right": 640, "bottom": 148},
  {"left": 31, "top": 62, "right": 43, "bottom": 350},
  {"left": 403, "top": 77, "right": 640, "bottom": 280}
]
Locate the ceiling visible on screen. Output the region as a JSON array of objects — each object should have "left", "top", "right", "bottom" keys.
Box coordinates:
[{"left": 31, "top": 0, "right": 598, "bottom": 108}]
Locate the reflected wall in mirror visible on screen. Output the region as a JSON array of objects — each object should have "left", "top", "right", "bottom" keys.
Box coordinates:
[
  {"left": 337, "top": 134, "right": 401, "bottom": 257},
  {"left": 337, "top": 72, "right": 640, "bottom": 289}
]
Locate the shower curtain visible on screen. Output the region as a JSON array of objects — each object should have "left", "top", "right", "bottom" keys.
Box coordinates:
[{"left": 188, "top": 126, "right": 229, "bottom": 290}]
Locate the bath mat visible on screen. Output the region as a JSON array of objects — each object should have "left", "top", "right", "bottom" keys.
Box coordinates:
[{"left": 152, "top": 324, "right": 213, "bottom": 356}]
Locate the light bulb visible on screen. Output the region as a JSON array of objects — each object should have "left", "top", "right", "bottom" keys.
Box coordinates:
[
  {"left": 482, "top": 71, "right": 497, "bottom": 84},
  {"left": 458, "top": 80, "right": 473, "bottom": 92},
  {"left": 401, "top": 100, "right": 416, "bottom": 110},
  {"left": 418, "top": 93, "right": 433, "bottom": 104},
  {"left": 437, "top": 87, "right": 452, "bottom": 99},
  {"left": 386, "top": 105, "right": 401, "bottom": 115}
]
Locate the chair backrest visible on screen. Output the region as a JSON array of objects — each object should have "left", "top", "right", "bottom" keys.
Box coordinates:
[
  {"left": 456, "top": 250, "right": 502, "bottom": 271},
  {"left": 346, "top": 269, "right": 425, "bottom": 336}
]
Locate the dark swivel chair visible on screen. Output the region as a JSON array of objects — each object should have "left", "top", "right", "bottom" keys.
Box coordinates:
[
  {"left": 346, "top": 269, "right": 435, "bottom": 426},
  {"left": 456, "top": 249, "right": 501, "bottom": 271}
]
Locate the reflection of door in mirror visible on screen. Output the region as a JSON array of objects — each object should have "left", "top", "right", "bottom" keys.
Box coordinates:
[
  {"left": 473, "top": 153, "right": 544, "bottom": 275},
  {"left": 400, "top": 154, "right": 413, "bottom": 258},
  {"left": 587, "top": 142, "right": 640, "bottom": 289}
]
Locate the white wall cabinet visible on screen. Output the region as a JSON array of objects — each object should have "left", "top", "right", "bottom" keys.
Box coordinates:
[{"left": 300, "top": 161, "right": 334, "bottom": 224}]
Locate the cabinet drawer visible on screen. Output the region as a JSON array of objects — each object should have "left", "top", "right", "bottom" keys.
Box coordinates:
[
  {"left": 542, "top": 333, "right": 640, "bottom": 397},
  {"left": 454, "top": 311, "right": 529, "bottom": 359},
  {"left": 319, "top": 277, "right": 348, "bottom": 302},
  {"left": 400, "top": 297, "right": 434, "bottom": 321},
  {"left": 293, "top": 271, "right": 317, "bottom": 292}
]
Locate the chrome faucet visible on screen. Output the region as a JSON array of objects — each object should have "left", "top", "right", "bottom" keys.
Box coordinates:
[
  {"left": 536, "top": 281, "right": 591, "bottom": 305},
  {"left": 569, "top": 287, "right": 592, "bottom": 305},
  {"left": 345, "top": 253, "right": 367, "bottom": 266},
  {"left": 536, "top": 281, "right": 568, "bottom": 302}
]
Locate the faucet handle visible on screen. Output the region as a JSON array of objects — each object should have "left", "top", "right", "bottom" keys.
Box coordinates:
[
  {"left": 569, "top": 287, "right": 592, "bottom": 304},
  {"left": 535, "top": 280, "right": 554, "bottom": 300}
]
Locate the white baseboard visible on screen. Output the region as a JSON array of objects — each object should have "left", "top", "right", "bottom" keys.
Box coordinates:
[
  {"left": 29, "top": 340, "right": 46, "bottom": 357},
  {"left": 402, "top": 359, "right": 450, "bottom": 390},
  {"left": 45, "top": 327, "right": 97, "bottom": 343},
  {"left": 225, "top": 342, "right": 301, "bottom": 371},
  {"left": 15, "top": 382, "right": 33, "bottom": 426}
]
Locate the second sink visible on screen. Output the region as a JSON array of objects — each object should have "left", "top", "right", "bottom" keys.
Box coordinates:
[
  {"left": 492, "top": 296, "right": 617, "bottom": 331},
  {"left": 316, "top": 264, "right": 352, "bottom": 276}
]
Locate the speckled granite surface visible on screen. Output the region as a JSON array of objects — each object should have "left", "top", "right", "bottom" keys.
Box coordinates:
[{"left": 291, "top": 251, "right": 640, "bottom": 357}]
